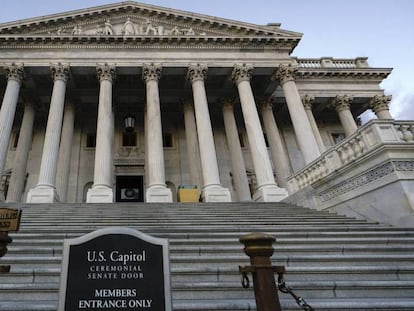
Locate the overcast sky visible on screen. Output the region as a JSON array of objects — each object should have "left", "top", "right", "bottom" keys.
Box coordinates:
[{"left": 1, "top": 0, "right": 413, "bottom": 120}]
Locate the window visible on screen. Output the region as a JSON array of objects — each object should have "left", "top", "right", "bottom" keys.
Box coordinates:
[
  {"left": 122, "top": 131, "right": 137, "bottom": 147},
  {"left": 163, "top": 133, "right": 173, "bottom": 148},
  {"left": 332, "top": 133, "right": 345, "bottom": 144},
  {"left": 86, "top": 133, "right": 96, "bottom": 148}
]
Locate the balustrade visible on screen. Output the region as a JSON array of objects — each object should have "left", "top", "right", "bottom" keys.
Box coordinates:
[{"left": 287, "top": 120, "right": 414, "bottom": 193}]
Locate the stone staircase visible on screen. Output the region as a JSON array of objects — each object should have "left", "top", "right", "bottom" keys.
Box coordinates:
[{"left": 1, "top": 202, "right": 414, "bottom": 310}]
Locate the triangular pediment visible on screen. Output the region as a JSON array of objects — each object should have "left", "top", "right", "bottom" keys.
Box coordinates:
[{"left": 0, "top": 1, "right": 302, "bottom": 40}]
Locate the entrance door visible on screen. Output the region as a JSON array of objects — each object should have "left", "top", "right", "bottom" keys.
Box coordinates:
[{"left": 116, "top": 175, "right": 144, "bottom": 202}]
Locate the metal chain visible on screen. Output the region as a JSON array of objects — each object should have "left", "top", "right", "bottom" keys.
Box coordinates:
[{"left": 277, "top": 272, "right": 314, "bottom": 311}]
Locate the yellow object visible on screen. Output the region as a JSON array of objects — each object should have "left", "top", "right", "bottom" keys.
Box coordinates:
[{"left": 177, "top": 187, "right": 199, "bottom": 202}]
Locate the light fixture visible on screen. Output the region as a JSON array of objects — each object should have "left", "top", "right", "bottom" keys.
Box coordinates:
[{"left": 124, "top": 114, "right": 135, "bottom": 132}]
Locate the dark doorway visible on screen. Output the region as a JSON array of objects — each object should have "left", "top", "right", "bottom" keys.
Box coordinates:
[{"left": 116, "top": 175, "right": 144, "bottom": 202}]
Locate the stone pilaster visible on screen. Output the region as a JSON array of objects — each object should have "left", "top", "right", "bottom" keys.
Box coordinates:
[
  {"left": 87, "top": 64, "right": 116, "bottom": 203},
  {"left": 232, "top": 64, "right": 287, "bottom": 202},
  {"left": 222, "top": 99, "right": 251, "bottom": 201},
  {"left": 0, "top": 63, "right": 24, "bottom": 201},
  {"left": 142, "top": 63, "right": 172, "bottom": 202},
  {"left": 259, "top": 99, "right": 292, "bottom": 189},
  {"left": 187, "top": 64, "right": 231, "bottom": 202},
  {"left": 329, "top": 95, "right": 357, "bottom": 137},
  {"left": 183, "top": 99, "right": 202, "bottom": 189},
  {"left": 27, "top": 63, "right": 69, "bottom": 203},
  {"left": 6, "top": 101, "right": 35, "bottom": 202},
  {"left": 56, "top": 100, "right": 75, "bottom": 202},
  {"left": 367, "top": 95, "right": 393, "bottom": 119},
  {"left": 272, "top": 64, "right": 320, "bottom": 164},
  {"left": 301, "top": 94, "right": 325, "bottom": 152}
]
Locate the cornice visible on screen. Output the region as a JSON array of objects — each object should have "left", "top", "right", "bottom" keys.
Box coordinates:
[
  {"left": 296, "top": 68, "right": 392, "bottom": 80},
  {"left": 0, "top": 35, "right": 300, "bottom": 52}
]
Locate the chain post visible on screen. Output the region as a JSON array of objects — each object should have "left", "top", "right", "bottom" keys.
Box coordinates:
[{"left": 239, "top": 232, "right": 282, "bottom": 311}]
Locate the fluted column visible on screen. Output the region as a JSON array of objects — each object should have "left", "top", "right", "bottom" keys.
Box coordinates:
[
  {"left": 142, "top": 63, "right": 172, "bottom": 202},
  {"left": 56, "top": 101, "right": 75, "bottom": 202},
  {"left": 260, "top": 100, "right": 292, "bottom": 189},
  {"left": 87, "top": 64, "right": 116, "bottom": 203},
  {"left": 302, "top": 94, "right": 325, "bottom": 152},
  {"left": 27, "top": 63, "right": 69, "bottom": 203},
  {"left": 186, "top": 64, "right": 231, "bottom": 202},
  {"left": 232, "top": 64, "right": 287, "bottom": 202},
  {"left": 6, "top": 101, "right": 35, "bottom": 202},
  {"left": 329, "top": 95, "right": 357, "bottom": 137},
  {"left": 183, "top": 99, "right": 202, "bottom": 189},
  {"left": 0, "top": 64, "right": 24, "bottom": 201},
  {"left": 222, "top": 100, "right": 251, "bottom": 201},
  {"left": 272, "top": 64, "right": 320, "bottom": 164},
  {"left": 368, "top": 95, "right": 393, "bottom": 119}
]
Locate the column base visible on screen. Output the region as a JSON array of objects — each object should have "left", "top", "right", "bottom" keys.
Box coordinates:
[
  {"left": 26, "top": 185, "right": 59, "bottom": 203},
  {"left": 146, "top": 185, "right": 173, "bottom": 203},
  {"left": 201, "top": 185, "right": 232, "bottom": 202},
  {"left": 253, "top": 184, "right": 288, "bottom": 202},
  {"left": 86, "top": 185, "right": 113, "bottom": 203}
]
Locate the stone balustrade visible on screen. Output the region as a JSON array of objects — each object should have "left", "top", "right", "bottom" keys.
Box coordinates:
[
  {"left": 287, "top": 120, "right": 414, "bottom": 193},
  {"left": 297, "top": 57, "right": 369, "bottom": 69}
]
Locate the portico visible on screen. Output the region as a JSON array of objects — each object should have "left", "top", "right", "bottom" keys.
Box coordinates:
[{"left": 0, "top": 1, "right": 397, "bottom": 206}]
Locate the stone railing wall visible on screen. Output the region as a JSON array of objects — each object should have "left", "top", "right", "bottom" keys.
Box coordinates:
[
  {"left": 297, "top": 57, "right": 369, "bottom": 69},
  {"left": 287, "top": 120, "right": 414, "bottom": 193}
]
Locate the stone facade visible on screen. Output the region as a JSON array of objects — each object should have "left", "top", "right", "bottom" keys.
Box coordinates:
[{"left": 1, "top": 2, "right": 411, "bottom": 225}]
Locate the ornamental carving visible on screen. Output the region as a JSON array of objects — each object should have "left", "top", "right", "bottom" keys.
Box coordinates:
[
  {"left": 186, "top": 64, "right": 208, "bottom": 82},
  {"left": 56, "top": 18, "right": 202, "bottom": 37},
  {"left": 329, "top": 95, "right": 354, "bottom": 113},
  {"left": 231, "top": 64, "right": 254, "bottom": 84},
  {"left": 4, "top": 63, "right": 24, "bottom": 83},
  {"left": 271, "top": 63, "right": 298, "bottom": 85},
  {"left": 301, "top": 94, "right": 315, "bottom": 110},
  {"left": 142, "top": 63, "right": 162, "bottom": 82},
  {"left": 96, "top": 63, "right": 116, "bottom": 82},
  {"left": 367, "top": 95, "right": 392, "bottom": 114},
  {"left": 258, "top": 97, "right": 274, "bottom": 111},
  {"left": 50, "top": 63, "right": 70, "bottom": 82}
]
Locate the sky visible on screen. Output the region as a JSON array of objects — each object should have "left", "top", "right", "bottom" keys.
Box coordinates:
[{"left": 0, "top": 0, "right": 413, "bottom": 121}]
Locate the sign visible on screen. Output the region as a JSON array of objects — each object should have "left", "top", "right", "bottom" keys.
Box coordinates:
[
  {"left": 0, "top": 208, "right": 22, "bottom": 232},
  {"left": 58, "top": 227, "right": 172, "bottom": 311}
]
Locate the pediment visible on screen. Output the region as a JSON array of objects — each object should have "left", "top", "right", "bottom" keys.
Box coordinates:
[{"left": 0, "top": 1, "right": 302, "bottom": 40}]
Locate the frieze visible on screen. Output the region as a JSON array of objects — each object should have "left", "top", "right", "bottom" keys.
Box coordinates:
[{"left": 319, "top": 161, "right": 414, "bottom": 202}]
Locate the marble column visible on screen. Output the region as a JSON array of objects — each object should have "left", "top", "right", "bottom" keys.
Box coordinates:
[
  {"left": 56, "top": 100, "right": 75, "bottom": 202},
  {"left": 329, "top": 95, "right": 357, "bottom": 137},
  {"left": 186, "top": 64, "right": 231, "bottom": 202},
  {"left": 183, "top": 99, "right": 202, "bottom": 189},
  {"left": 302, "top": 94, "right": 325, "bottom": 152},
  {"left": 368, "top": 95, "right": 393, "bottom": 119},
  {"left": 0, "top": 64, "right": 24, "bottom": 201},
  {"left": 87, "top": 64, "right": 116, "bottom": 203},
  {"left": 272, "top": 64, "right": 321, "bottom": 164},
  {"left": 260, "top": 100, "right": 292, "bottom": 189},
  {"left": 142, "top": 63, "right": 172, "bottom": 202},
  {"left": 27, "top": 63, "right": 69, "bottom": 203},
  {"left": 232, "top": 64, "right": 287, "bottom": 202},
  {"left": 6, "top": 101, "right": 35, "bottom": 202},
  {"left": 222, "top": 100, "right": 251, "bottom": 201}
]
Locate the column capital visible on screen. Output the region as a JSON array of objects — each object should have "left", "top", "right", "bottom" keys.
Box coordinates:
[
  {"left": 367, "top": 94, "right": 392, "bottom": 114},
  {"left": 271, "top": 63, "right": 298, "bottom": 85},
  {"left": 186, "top": 64, "right": 208, "bottom": 82},
  {"left": 96, "top": 63, "right": 116, "bottom": 82},
  {"left": 329, "top": 95, "right": 354, "bottom": 113},
  {"left": 301, "top": 94, "right": 315, "bottom": 110},
  {"left": 232, "top": 64, "right": 254, "bottom": 84},
  {"left": 256, "top": 97, "right": 274, "bottom": 111},
  {"left": 181, "top": 98, "right": 194, "bottom": 111},
  {"left": 51, "top": 63, "right": 70, "bottom": 83},
  {"left": 142, "top": 63, "right": 162, "bottom": 82},
  {"left": 221, "top": 98, "right": 235, "bottom": 110},
  {"left": 5, "top": 63, "right": 24, "bottom": 84}
]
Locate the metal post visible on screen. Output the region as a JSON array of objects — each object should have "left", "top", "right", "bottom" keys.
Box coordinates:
[{"left": 239, "top": 232, "right": 282, "bottom": 311}]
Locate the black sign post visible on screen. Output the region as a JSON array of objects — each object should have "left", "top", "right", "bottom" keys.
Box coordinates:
[{"left": 58, "top": 227, "right": 172, "bottom": 311}]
